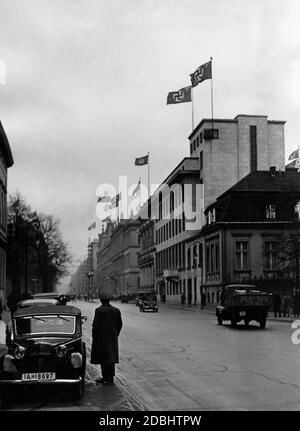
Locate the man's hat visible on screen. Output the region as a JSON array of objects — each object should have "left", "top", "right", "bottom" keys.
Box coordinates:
[{"left": 99, "top": 293, "right": 111, "bottom": 301}]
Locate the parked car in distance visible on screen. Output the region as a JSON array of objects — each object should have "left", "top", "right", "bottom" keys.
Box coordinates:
[
  {"left": 216, "top": 284, "right": 270, "bottom": 328},
  {"left": 0, "top": 304, "right": 87, "bottom": 406}
]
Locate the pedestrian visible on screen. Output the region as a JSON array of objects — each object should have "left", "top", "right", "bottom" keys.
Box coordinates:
[
  {"left": 282, "top": 294, "right": 291, "bottom": 318},
  {"left": 7, "top": 291, "right": 20, "bottom": 319},
  {"left": 201, "top": 291, "right": 206, "bottom": 309},
  {"left": 293, "top": 291, "right": 300, "bottom": 317},
  {"left": 181, "top": 293, "right": 186, "bottom": 305},
  {"left": 272, "top": 293, "right": 282, "bottom": 318},
  {"left": 161, "top": 294, "right": 166, "bottom": 304},
  {"left": 91, "top": 294, "right": 123, "bottom": 385}
]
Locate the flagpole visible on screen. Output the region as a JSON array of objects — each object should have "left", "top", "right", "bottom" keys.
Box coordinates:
[
  {"left": 139, "top": 177, "right": 142, "bottom": 209},
  {"left": 147, "top": 152, "right": 150, "bottom": 199},
  {"left": 210, "top": 56, "right": 214, "bottom": 134},
  {"left": 191, "top": 87, "right": 195, "bottom": 131}
]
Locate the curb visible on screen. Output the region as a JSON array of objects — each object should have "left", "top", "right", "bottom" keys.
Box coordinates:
[{"left": 161, "top": 303, "right": 296, "bottom": 323}]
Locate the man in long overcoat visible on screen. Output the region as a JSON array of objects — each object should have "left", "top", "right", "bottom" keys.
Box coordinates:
[{"left": 91, "top": 295, "right": 123, "bottom": 385}]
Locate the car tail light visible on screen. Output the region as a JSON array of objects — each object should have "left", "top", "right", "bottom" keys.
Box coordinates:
[
  {"left": 71, "top": 352, "right": 82, "bottom": 368},
  {"left": 14, "top": 345, "right": 26, "bottom": 360},
  {"left": 55, "top": 345, "right": 67, "bottom": 358}
]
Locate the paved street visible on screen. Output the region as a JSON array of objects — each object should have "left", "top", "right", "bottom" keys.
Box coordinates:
[{"left": 3, "top": 300, "right": 300, "bottom": 411}]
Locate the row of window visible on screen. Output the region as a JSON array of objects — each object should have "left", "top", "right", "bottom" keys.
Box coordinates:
[
  {"left": 156, "top": 243, "right": 186, "bottom": 274},
  {"left": 156, "top": 217, "right": 186, "bottom": 244},
  {"left": 0, "top": 186, "right": 6, "bottom": 230},
  {"left": 190, "top": 129, "right": 219, "bottom": 154},
  {"left": 156, "top": 238, "right": 280, "bottom": 276},
  {"left": 0, "top": 247, "right": 5, "bottom": 290}
]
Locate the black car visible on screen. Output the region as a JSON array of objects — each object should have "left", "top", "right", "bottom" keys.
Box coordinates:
[{"left": 0, "top": 305, "right": 87, "bottom": 404}]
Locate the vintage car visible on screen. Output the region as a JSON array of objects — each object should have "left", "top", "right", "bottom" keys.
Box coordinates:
[
  {"left": 0, "top": 304, "right": 87, "bottom": 404},
  {"left": 139, "top": 294, "right": 159, "bottom": 312},
  {"left": 216, "top": 284, "right": 270, "bottom": 328}
]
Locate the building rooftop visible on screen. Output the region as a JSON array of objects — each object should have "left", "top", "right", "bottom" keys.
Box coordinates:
[{"left": 188, "top": 114, "right": 286, "bottom": 141}]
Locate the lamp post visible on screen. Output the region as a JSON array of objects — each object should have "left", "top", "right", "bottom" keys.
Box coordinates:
[{"left": 86, "top": 270, "right": 93, "bottom": 301}]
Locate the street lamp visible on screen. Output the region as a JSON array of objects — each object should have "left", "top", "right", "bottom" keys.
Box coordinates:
[{"left": 86, "top": 270, "right": 93, "bottom": 301}]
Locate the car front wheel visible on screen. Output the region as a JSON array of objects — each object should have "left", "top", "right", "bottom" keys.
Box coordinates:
[{"left": 73, "top": 380, "right": 84, "bottom": 401}]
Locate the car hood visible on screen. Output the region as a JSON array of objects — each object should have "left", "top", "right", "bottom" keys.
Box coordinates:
[{"left": 15, "top": 336, "right": 74, "bottom": 348}]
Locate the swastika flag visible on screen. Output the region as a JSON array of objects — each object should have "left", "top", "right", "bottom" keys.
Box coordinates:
[
  {"left": 190, "top": 60, "right": 212, "bottom": 87},
  {"left": 167, "top": 86, "right": 192, "bottom": 105}
]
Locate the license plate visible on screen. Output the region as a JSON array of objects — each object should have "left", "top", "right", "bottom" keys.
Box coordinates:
[
  {"left": 239, "top": 311, "right": 246, "bottom": 316},
  {"left": 22, "top": 372, "right": 56, "bottom": 382}
]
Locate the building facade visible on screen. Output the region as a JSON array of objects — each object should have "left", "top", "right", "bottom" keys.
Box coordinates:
[
  {"left": 199, "top": 167, "right": 300, "bottom": 300},
  {"left": 97, "top": 219, "right": 141, "bottom": 298},
  {"left": 154, "top": 157, "right": 201, "bottom": 304},
  {"left": 0, "top": 122, "right": 13, "bottom": 308}
]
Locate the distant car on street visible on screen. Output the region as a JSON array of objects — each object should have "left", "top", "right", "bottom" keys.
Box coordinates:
[
  {"left": 139, "top": 293, "right": 159, "bottom": 312},
  {"left": 0, "top": 304, "right": 87, "bottom": 406},
  {"left": 216, "top": 284, "right": 270, "bottom": 328}
]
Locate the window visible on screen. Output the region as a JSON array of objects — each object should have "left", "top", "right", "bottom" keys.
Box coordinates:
[
  {"left": 250, "top": 125, "right": 257, "bottom": 172},
  {"left": 187, "top": 248, "right": 191, "bottom": 270},
  {"left": 295, "top": 201, "right": 300, "bottom": 220},
  {"left": 200, "top": 132, "right": 203, "bottom": 143},
  {"left": 203, "top": 128, "right": 219, "bottom": 140},
  {"left": 198, "top": 244, "right": 203, "bottom": 268},
  {"left": 264, "top": 241, "right": 278, "bottom": 270},
  {"left": 200, "top": 151, "right": 203, "bottom": 170},
  {"left": 235, "top": 241, "right": 249, "bottom": 270},
  {"left": 266, "top": 204, "right": 276, "bottom": 219}
]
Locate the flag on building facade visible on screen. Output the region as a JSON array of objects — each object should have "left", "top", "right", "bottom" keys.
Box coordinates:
[
  {"left": 167, "top": 86, "right": 192, "bottom": 104},
  {"left": 135, "top": 155, "right": 149, "bottom": 166},
  {"left": 88, "top": 221, "right": 96, "bottom": 231},
  {"left": 190, "top": 60, "right": 212, "bottom": 87},
  {"left": 288, "top": 149, "right": 299, "bottom": 160},
  {"left": 132, "top": 178, "right": 141, "bottom": 196},
  {"left": 110, "top": 193, "right": 121, "bottom": 208}
]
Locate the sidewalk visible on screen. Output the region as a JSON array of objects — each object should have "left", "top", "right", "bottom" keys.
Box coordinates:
[{"left": 160, "top": 301, "right": 296, "bottom": 323}]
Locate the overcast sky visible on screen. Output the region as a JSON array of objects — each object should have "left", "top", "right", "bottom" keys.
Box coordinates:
[{"left": 1, "top": 0, "right": 300, "bottom": 287}]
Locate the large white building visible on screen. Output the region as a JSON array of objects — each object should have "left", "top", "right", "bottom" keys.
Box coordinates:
[{"left": 155, "top": 114, "right": 286, "bottom": 305}]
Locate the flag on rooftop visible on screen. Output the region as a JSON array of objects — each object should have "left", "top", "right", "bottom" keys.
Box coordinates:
[
  {"left": 132, "top": 178, "right": 141, "bottom": 196},
  {"left": 190, "top": 60, "right": 212, "bottom": 87},
  {"left": 110, "top": 193, "right": 121, "bottom": 208},
  {"left": 288, "top": 149, "right": 299, "bottom": 160},
  {"left": 97, "top": 195, "right": 111, "bottom": 203},
  {"left": 88, "top": 221, "right": 96, "bottom": 231},
  {"left": 167, "top": 86, "right": 192, "bottom": 105},
  {"left": 135, "top": 155, "right": 149, "bottom": 166}
]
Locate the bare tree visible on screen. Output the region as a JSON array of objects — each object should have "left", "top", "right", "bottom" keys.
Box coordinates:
[{"left": 276, "top": 227, "right": 300, "bottom": 291}]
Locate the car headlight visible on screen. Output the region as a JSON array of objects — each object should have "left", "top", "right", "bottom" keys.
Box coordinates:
[
  {"left": 3, "top": 355, "right": 17, "bottom": 373},
  {"left": 55, "top": 344, "right": 67, "bottom": 358},
  {"left": 71, "top": 352, "right": 83, "bottom": 368},
  {"left": 14, "top": 345, "right": 26, "bottom": 360}
]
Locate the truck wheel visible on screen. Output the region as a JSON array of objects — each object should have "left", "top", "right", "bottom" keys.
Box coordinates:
[{"left": 217, "top": 316, "right": 223, "bottom": 325}]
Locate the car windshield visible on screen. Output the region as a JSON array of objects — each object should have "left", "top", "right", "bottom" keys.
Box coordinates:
[{"left": 14, "top": 315, "right": 76, "bottom": 336}]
